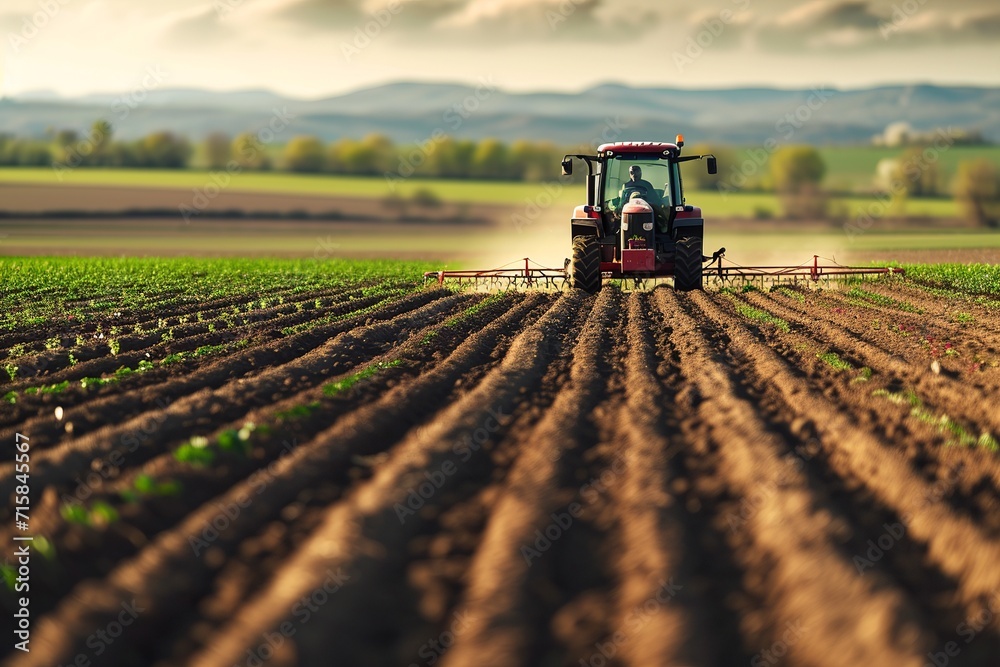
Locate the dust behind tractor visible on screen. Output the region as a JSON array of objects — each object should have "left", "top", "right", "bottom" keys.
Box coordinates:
[{"left": 424, "top": 135, "right": 903, "bottom": 290}]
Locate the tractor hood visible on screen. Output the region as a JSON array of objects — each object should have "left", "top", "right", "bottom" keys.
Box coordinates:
[{"left": 622, "top": 199, "right": 654, "bottom": 215}]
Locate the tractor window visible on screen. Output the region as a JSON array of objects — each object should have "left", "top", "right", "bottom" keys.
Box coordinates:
[{"left": 602, "top": 158, "right": 673, "bottom": 214}]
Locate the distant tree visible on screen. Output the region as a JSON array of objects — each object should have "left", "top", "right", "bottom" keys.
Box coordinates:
[
  {"left": 203, "top": 132, "right": 232, "bottom": 170},
  {"left": 411, "top": 187, "right": 442, "bottom": 208},
  {"left": 509, "top": 140, "right": 561, "bottom": 182},
  {"left": 55, "top": 129, "right": 79, "bottom": 148},
  {"left": 770, "top": 146, "right": 826, "bottom": 193},
  {"left": 684, "top": 143, "right": 737, "bottom": 191},
  {"left": 0, "top": 140, "right": 51, "bottom": 166},
  {"left": 471, "top": 139, "right": 510, "bottom": 180},
  {"left": 137, "top": 132, "right": 193, "bottom": 168},
  {"left": 770, "top": 146, "right": 828, "bottom": 219},
  {"left": 954, "top": 159, "right": 1000, "bottom": 228},
  {"left": 232, "top": 133, "right": 271, "bottom": 170},
  {"left": 331, "top": 134, "right": 394, "bottom": 175},
  {"left": 89, "top": 120, "right": 113, "bottom": 165},
  {"left": 283, "top": 136, "right": 325, "bottom": 172},
  {"left": 891, "top": 146, "right": 941, "bottom": 197}
]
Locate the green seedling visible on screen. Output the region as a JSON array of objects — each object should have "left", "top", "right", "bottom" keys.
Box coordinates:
[
  {"left": 324, "top": 360, "right": 403, "bottom": 397},
  {"left": 733, "top": 301, "right": 790, "bottom": 332},
  {"left": 817, "top": 352, "right": 853, "bottom": 372}
]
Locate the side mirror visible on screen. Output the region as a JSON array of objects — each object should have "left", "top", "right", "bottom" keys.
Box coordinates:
[
  {"left": 706, "top": 156, "right": 718, "bottom": 175},
  {"left": 561, "top": 158, "right": 573, "bottom": 176}
]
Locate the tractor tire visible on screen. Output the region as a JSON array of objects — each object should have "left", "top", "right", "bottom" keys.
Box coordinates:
[
  {"left": 569, "top": 235, "right": 602, "bottom": 294},
  {"left": 674, "top": 235, "right": 703, "bottom": 291}
]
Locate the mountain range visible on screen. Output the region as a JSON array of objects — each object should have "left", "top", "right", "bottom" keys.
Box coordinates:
[{"left": 2, "top": 82, "right": 997, "bottom": 146}]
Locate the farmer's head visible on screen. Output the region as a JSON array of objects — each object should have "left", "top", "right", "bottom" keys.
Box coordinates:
[{"left": 629, "top": 165, "right": 642, "bottom": 181}]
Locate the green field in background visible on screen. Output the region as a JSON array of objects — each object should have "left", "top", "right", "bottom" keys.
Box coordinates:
[{"left": 0, "top": 167, "right": 961, "bottom": 218}]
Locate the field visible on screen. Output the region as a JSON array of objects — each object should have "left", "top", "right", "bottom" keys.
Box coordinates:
[
  {"left": 0, "top": 167, "right": 962, "bottom": 218},
  {"left": 2, "top": 258, "right": 1000, "bottom": 666}
]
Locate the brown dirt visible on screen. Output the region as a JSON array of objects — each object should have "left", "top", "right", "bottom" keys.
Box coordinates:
[{"left": 3, "top": 282, "right": 1000, "bottom": 667}]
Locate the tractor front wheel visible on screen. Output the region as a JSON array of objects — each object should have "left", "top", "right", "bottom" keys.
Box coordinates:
[
  {"left": 674, "top": 235, "right": 703, "bottom": 291},
  {"left": 569, "top": 235, "right": 601, "bottom": 294}
]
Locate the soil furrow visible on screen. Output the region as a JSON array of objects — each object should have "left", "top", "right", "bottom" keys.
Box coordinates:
[
  {"left": 0, "top": 290, "right": 465, "bottom": 513},
  {"left": 598, "top": 292, "right": 713, "bottom": 666},
  {"left": 5, "top": 293, "right": 574, "bottom": 667},
  {"left": 0, "top": 288, "right": 447, "bottom": 460},
  {"left": 685, "top": 290, "right": 1000, "bottom": 648},
  {"left": 743, "top": 291, "right": 1000, "bottom": 440},
  {"left": 657, "top": 288, "right": 931, "bottom": 666},
  {"left": 439, "top": 288, "right": 619, "bottom": 667},
  {"left": 183, "top": 291, "right": 587, "bottom": 667}
]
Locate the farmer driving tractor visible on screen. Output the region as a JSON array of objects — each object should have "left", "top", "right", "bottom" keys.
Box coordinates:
[
  {"left": 614, "top": 164, "right": 669, "bottom": 232},
  {"left": 620, "top": 165, "right": 658, "bottom": 205}
]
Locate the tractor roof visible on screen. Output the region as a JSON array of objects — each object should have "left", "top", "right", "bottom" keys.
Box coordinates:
[{"left": 598, "top": 141, "right": 679, "bottom": 156}]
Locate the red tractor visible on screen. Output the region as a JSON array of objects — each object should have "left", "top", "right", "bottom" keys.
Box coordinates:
[
  {"left": 561, "top": 136, "right": 718, "bottom": 293},
  {"left": 423, "top": 137, "right": 902, "bottom": 290}
]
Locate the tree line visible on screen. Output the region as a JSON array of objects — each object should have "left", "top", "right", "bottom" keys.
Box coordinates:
[{"left": 2, "top": 122, "right": 997, "bottom": 225}]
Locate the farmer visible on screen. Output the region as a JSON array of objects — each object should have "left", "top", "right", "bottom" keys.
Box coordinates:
[{"left": 619, "top": 165, "right": 659, "bottom": 207}]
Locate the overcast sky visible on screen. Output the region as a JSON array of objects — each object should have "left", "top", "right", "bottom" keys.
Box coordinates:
[{"left": 1, "top": 0, "right": 998, "bottom": 98}]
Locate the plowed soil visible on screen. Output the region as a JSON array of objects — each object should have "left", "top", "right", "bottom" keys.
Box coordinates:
[{"left": 3, "top": 281, "right": 1000, "bottom": 667}]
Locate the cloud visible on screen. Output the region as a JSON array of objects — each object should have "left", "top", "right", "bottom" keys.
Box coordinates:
[
  {"left": 263, "top": 0, "right": 660, "bottom": 41},
  {"left": 163, "top": 7, "right": 235, "bottom": 47},
  {"left": 274, "top": 0, "right": 364, "bottom": 27},
  {"left": 434, "top": 0, "right": 661, "bottom": 40},
  {"left": 706, "top": 1, "right": 1000, "bottom": 53}
]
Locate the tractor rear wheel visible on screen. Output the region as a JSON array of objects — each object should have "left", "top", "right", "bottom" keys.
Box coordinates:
[
  {"left": 674, "top": 235, "right": 703, "bottom": 291},
  {"left": 569, "top": 235, "right": 601, "bottom": 294}
]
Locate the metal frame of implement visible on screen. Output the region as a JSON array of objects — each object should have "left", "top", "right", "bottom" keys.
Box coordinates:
[{"left": 424, "top": 256, "right": 904, "bottom": 289}]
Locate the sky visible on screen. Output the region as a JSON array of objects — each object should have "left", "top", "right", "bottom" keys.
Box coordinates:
[{"left": 1, "top": 0, "right": 998, "bottom": 98}]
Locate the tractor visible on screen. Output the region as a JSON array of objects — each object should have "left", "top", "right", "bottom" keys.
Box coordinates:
[
  {"left": 423, "top": 136, "right": 903, "bottom": 290},
  {"left": 560, "top": 136, "right": 717, "bottom": 293}
]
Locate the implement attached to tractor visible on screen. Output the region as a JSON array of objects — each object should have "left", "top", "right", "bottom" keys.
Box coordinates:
[{"left": 424, "top": 136, "right": 903, "bottom": 291}]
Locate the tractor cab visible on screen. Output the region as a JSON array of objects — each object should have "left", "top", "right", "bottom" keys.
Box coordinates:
[
  {"left": 601, "top": 151, "right": 677, "bottom": 235},
  {"left": 561, "top": 137, "right": 718, "bottom": 293}
]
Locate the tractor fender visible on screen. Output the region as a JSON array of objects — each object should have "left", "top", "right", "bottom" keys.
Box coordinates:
[
  {"left": 672, "top": 217, "right": 703, "bottom": 239},
  {"left": 571, "top": 218, "right": 603, "bottom": 238}
]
